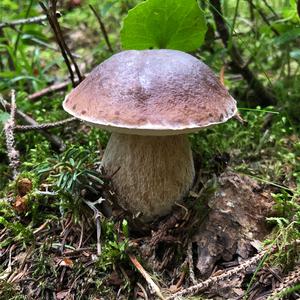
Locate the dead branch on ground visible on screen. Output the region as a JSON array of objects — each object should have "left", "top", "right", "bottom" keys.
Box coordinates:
[
  {"left": 15, "top": 117, "right": 77, "bottom": 131},
  {"left": 28, "top": 78, "right": 80, "bottom": 101},
  {"left": 1, "top": 97, "right": 66, "bottom": 151}
]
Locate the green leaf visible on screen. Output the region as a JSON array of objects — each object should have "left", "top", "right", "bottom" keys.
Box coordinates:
[
  {"left": 120, "top": 0, "right": 207, "bottom": 52},
  {"left": 274, "top": 27, "right": 300, "bottom": 45}
]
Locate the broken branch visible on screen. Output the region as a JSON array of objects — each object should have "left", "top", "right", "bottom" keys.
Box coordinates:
[
  {"left": 0, "top": 12, "right": 61, "bottom": 30},
  {"left": 1, "top": 97, "right": 65, "bottom": 151},
  {"left": 15, "top": 117, "right": 77, "bottom": 131}
]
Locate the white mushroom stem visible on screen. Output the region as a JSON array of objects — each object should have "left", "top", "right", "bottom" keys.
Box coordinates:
[{"left": 102, "top": 133, "right": 195, "bottom": 221}]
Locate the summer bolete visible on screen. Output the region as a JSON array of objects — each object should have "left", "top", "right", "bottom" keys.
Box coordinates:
[{"left": 63, "top": 49, "right": 237, "bottom": 221}]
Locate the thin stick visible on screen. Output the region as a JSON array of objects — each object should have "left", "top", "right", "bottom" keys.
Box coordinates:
[
  {"left": 96, "top": 215, "right": 101, "bottom": 256},
  {"left": 28, "top": 74, "right": 87, "bottom": 101},
  {"left": 247, "top": 0, "right": 279, "bottom": 36},
  {"left": 261, "top": 0, "right": 279, "bottom": 18},
  {"left": 28, "top": 80, "right": 72, "bottom": 101},
  {"left": 89, "top": 5, "right": 113, "bottom": 53},
  {"left": 1, "top": 97, "right": 65, "bottom": 151},
  {"left": 83, "top": 198, "right": 105, "bottom": 256},
  {"left": 39, "top": 1, "right": 75, "bottom": 86},
  {"left": 4, "top": 90, "right": 20, "bottom": 179},
  {"left": 129, "top": 254, "right": 166, "bottom": 300},
  {"left": 166, "top": 250, "right": 267, "bottom": 299},
  {"left": 15, "top": 117, "right": 77, "bottom": 131},
  {"left": 136, "top": 282, "right": 149, "bottom": 300},
  {"left": 0, "top": 12, "right": 61, "bottom": 30},
  {"left": 187, "top": 242, "right": 197, "bottom": 285},
  {"left": 48, "top": 0, "right": 83, "bottom": 82}
]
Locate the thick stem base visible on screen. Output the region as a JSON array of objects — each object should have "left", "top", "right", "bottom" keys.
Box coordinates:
[{"left": 102, "top": 133, "right": 195, "bottom": 221}]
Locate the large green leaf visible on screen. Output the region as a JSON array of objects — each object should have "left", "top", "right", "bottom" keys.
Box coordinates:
[{"left": 120, "top": 0, "right": 207, "bottom": 52}]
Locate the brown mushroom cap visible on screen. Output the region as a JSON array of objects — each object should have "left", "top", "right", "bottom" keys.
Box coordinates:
[{"left": 63, "top": 49, "right": 237, "bottom": 135}]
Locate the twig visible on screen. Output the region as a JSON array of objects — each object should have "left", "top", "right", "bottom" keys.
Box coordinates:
[
  {"left": 1, "top": 97, "right": 65, "bottom": 151},
  {"left": 187, "top": 242, "right": 197, "bottom": 285},
  {"left": 28, "top": 81, "right": 71, "bottom": 101},
  {"left": 39, "top": 1, "right": 75, "bottom": 86},
  {"left": 168, "top": 240, "right": 300, "bottom": 299},
  {"left": 136, "top": 282, "right": 149, "bottom": 300},
  {"left": 0, "top": 12, "right": 61, "bottom": 30},
  {"left": 96, "top": 215, "right": 101, "bottom": 256},
  {"left": 33, "top": 220, "right": 50, "bottom": 235},
  {"left": 28, "top": 75, "right": 87, "bottom": 101},
  {"left": 39, "top": 1, "right": 83, "bottom": 86},
  {"left": 15, "top": 117, "right": 77, "bottom": 131},
  {"left": 129, "top": 254, "right": 166, "bottom": 300},
  {"left": 209, "top": 0, "right": 276, "bottom": 106},
  {"left": 166, "top": 250, "right": 267, "bottom": 299},
  {"left": 89, "top": 5, "right": 113, "bottom": 53},
  {"left": 4, "top": 90, "right": 20, "bottom": 179},
  {"left": 247, "top": 0, "right": 280, "bottom": 36},
  {"left": 83, "top": 198, "right": 106, "bottom": 256},
  {"left": 267, "top": 265, "right": 300, "bottom": 300},
  {"left": 261, "top": 0, "right": 279, "bottom": 18}
]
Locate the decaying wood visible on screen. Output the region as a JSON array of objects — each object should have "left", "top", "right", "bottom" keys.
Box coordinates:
[{"left": 193, "top": 171, "right": 274, "bottom": 278}]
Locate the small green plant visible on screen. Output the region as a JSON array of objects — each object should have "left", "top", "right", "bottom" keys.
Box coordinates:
[
  {"left": 33, "top": 146, "right": 106, "bottom": 218},
  {"left": 97, "top": 220, "right": 129, "bottom": 272}
]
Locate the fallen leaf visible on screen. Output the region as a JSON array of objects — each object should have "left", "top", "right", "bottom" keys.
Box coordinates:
[{"left": 59, "top": 258, "right": 74, "bottom": 268}]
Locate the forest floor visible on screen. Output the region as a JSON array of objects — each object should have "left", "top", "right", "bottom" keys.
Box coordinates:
[{"left": 1, "top": 1, "right": 300, "bottom": 299}]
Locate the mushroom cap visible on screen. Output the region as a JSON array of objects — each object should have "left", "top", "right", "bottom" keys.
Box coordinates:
[{"left": 63, "top": 49, "right": 237, "bottom": 136}]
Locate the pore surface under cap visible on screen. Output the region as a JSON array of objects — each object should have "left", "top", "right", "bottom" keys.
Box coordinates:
[{"left": 63, "top": 49, "right": 237, "bottom": 135}]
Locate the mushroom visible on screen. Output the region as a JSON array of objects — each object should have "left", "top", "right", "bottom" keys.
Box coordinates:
[{"left": 63, "top": 49, "right": 237, "bottom": 221}]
